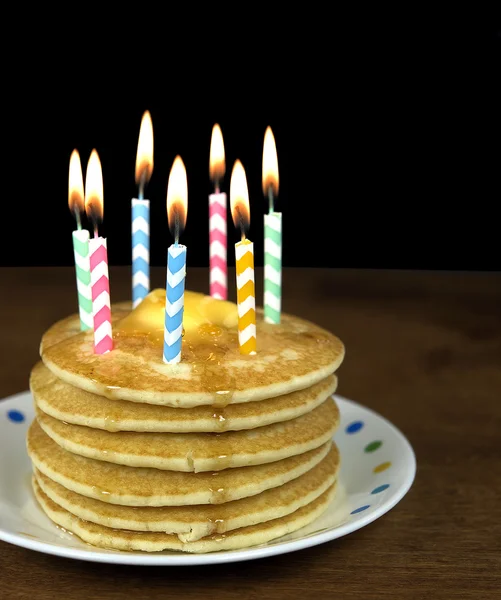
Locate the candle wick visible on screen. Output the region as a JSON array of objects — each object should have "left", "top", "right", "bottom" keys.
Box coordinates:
[
  {"left": 174, "top": 213, "right": 180, "bottom": 247},
  {"left": 75, "top": 211, "right": 82, "bottom": 231},
  {"left": 138, "top": 174, "right": 146, "bottom": 201},
  {"left": 94, "top": 225, "right": 99, "bottom": 239},
  {"left": 268, "top": 188, "right": 274, "bottom": 214},
  {"left": 215, "top": 178, "right": 220, "bottom": 195},
  {"left": 241, "top": 229, "right": 245, "bottom": 243}
]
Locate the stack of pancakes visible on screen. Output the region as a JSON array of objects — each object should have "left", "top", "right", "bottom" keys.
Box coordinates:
[{"left": 27, "top": 290, "right": 345, "bottom": 553}]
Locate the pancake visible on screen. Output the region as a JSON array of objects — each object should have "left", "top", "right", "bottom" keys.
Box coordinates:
[
  {"left": 33, "top": 477, "right": 337, "bottom": 553},
  {"left": 39, "top": 302, "right": 131, "bottom": 354},
  {"left": 31, "top": 361, "right": 338, "bottom": 432},
  {"left": 40, "top": 301, "right": 345, "bottom": 408},
  {"left": 36, "top": 398, "right": 340, "bottom": 471},
  {"left": 27, "top": 420, "right": 332, "bottom": 506},
  {"left": 33, "top": 445, "right": 339, "bottom": 542}
]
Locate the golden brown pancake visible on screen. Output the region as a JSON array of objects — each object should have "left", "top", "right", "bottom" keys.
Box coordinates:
[
  {"left": 33, "top": 477, "right": 337, "bottom": 553},
  {"left": 35, "top": 398, "right": 340, "bottom": 471},
  {"left": 27, "top": 420, "right": 333, "bottom": 506},
  {"left": 39, "top": 302, "right": 131, "bottom": 354},
  {"left": 31, "top": 361, "right": 338, "bottom": 432},
  {"left": 41, "top": 305, "right": 345, "bottom": 407},
  {"left": 33, "top": 445, "right": 339, "bottom": 542}
]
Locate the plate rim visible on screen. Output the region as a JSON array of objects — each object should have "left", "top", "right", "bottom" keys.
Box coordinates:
[{"left": 0, "top": 390, "right": 416, "bottom": 566}]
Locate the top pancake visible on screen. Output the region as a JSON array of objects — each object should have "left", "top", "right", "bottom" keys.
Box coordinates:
[
  {"left": 41, "top": 297, "right": 345, "bottom": 408},
  {"left": 39, "top": 302, "right": 131, "bottom": 354}
]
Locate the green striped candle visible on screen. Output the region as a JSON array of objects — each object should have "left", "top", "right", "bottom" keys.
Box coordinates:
[
  {"left": 72, "top": 229, "right": 93, "bottom": 330},
  {"left": 262, "top": 126, "right": 281, "bottom": 324},
  {"left": 69, "top": 149, "right": 92, "bottom": 331},
  {"left": 264, "top": 212, "right": 282, "bottom": 323}
]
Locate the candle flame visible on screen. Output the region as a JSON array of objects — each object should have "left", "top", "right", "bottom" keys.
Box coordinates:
[
  {"left": 230, "top": 160, "right": 250, "bottom": 238},
  {"left": 135, "top": 110, "right": 154, "bottom": 186},
  {"left": 84, "top": 149, "right": 104, "bottom": 228},
  {"left": 262, "top": 126, "right": 279, "bottom": 198},
  {"left": 68, "top": 149, "right": 84, "bottom": 217},
  {"left": 209, "top": 123, "right": 225, "bottom": 184},
  {"left": 167, "top": 155, "right": 188, "bottom": 242}
]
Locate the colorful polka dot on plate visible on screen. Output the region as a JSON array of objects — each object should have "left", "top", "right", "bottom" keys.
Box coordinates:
[
  {"left": 351, "top": 505, "right": 370, "bottom": 515},
  {"left": 371, "top": 484, "right": 390, "bottom": 494},
  {"left": 345, "top": 421, "right": 364, "bottom": 434},
  {"left": 7, "top": 410, "right": 25, "bottom": 423},
  {"left": 373, "top": 461, "right": 392, "bottom": 474},
  {"left": 365, "top": 440, "right": 382, "bottom": 453}
]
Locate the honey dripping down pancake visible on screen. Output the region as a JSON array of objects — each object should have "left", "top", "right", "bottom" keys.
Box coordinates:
[
  {"left": 33, "top": 477, "right": 338, "bottom": 553},
  {"left": 35, "top": 398, "right": 340, "bottom": 471},
  {"left": 33, "top": 444, "right": 340, "bottom": 542},
  {"left": 40, "top": 290, "right": 345, "bottom": 407},
  {"left": 31, "top": 361, "right": 338, "bottom": 433},
  {"left": 27, "top": 421, "right": 333, "bottom": 506}
]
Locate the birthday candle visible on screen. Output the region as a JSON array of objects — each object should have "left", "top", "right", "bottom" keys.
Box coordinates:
[
  {"left": 209, "top": 124, "right": 227, "bottom": 300},
  {"left": 68, "top": 150, "right": 92, "bottom": 330},
  {"left": 163, "top": 156, "right": 188, "bottom": 364},
  {"left": 262, "top": 127, "right": 282, "bottom": 324},
  {"left": 85, "top": 149, "right": 113, "bottom": 354},
  {"left": 132, "top": 110, "right": 154, "bottom": 308},
  {"left": 230, "top": 160, "right": 256, "bottom": 355}
]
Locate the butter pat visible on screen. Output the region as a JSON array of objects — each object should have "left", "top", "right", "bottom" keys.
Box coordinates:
[
  {"left": 117, "top": 289, "right": 238, "bottom": 335},
  {"left": 117, "top": 289, "right": 165, "bottom": 333},
  {"left": 196, "top": 294, "right": 239, "bottom": 329}
]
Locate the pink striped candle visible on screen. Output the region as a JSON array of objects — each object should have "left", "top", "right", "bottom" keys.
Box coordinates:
[
  {"left": 84, "top": 149, "right": 113, "bottom": 355},
  {"left": 89, "top": 237, "right": 113, "bottom": 354},
  {"left": 209, "top": 192, "right": 227, "bottom": 299},
  {"left": 209, "top": 124, "right": 227, "bottom": 300}
]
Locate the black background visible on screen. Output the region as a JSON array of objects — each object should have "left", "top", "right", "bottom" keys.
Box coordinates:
[{"left": 3, "top": 17, "right": 500, "bottom": 271}]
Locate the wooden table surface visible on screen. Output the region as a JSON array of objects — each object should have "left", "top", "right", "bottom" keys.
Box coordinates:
[{"left": 1, "top": 267, "right": 500, "bottom": 600}]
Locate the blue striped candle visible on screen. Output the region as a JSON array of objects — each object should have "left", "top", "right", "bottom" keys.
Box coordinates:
[
  {"left": 163, "top": 245, "right": 187, "bottom": 364},
  {"left": 132, "top": 198, "right": 150, "bottom": 308}
]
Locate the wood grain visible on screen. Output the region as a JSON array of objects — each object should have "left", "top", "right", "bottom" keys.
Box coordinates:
[{"left": 1, "top": 267, "right": 500, "bottom": 600}]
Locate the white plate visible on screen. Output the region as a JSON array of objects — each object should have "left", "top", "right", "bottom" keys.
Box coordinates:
[{"left": 0, "top": 391, "right": 416, "bottom": 565}]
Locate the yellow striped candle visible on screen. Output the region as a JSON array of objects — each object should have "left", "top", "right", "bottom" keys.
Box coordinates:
[{"left": 230, "top": 160, "right": 256, "bottom": 355}]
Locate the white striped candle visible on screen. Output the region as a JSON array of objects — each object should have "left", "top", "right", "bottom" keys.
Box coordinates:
[
  {"left": 89, "top": 237, "right": 113, "bottom": 354},
  {"left": 132, "top": 198, "right": 150, "bottom": 308},
  {"left": 209, "top": 192, "right": 227, "bottom": 299},
  {"left": 163, "top": 245, "right": 187, "bottom": 364},
  {"left": 72, "top": 229, "right": 93, "bottom": 330}
]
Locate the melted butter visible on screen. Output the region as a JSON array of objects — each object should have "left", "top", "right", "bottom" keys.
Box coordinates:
[
  {"left": 209, "top": 485, "right": 230, "bottom": 504},
  {"left": 91, "top": 485, "right": 112, "bottom": 499},
  {"left": 103, "top": 414, "right": 120, "bottom": 432},
  {"left": 55, "top": 525, "right": 75, "bottom": 537},
  {"left": 206, "top": 517, "right": 225, "bottom": 535},
  {"left": 18, "top": 531, "right": 42, "bottom": 541},
  {"left": 183, "top": 334, "right": 237, "bottom": 410},
  {"left": 116, "top": 288, "right": 238, "bottom": 338},
  {"left": 207, "top": 470, "right": 230, "bottom": 504},
  {"left": 212, "top": 410, "right": 228, "bottom": 432},
  {"left": 215, "top": 454, "right": 232, "bottom": 470},
  {"left": 98, "top": 289, "right": 244, "bottom": 405},
  {"left": 197, "top": 323, "right": 224, "bottom": 339}
]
